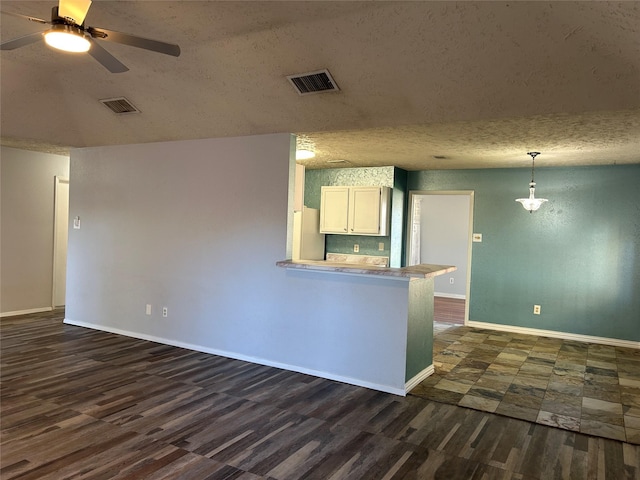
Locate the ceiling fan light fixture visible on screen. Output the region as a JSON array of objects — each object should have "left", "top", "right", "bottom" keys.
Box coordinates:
[{"left": 44, "top": 24, "right": 90, "bottom": 53}]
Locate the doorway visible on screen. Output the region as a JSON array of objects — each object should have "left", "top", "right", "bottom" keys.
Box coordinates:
[
  {"left": 407, "top": 191, "right": 474, "bottom": 323},
  {"left": 52, "top": 177, "right": 69, "bottom": 308}
]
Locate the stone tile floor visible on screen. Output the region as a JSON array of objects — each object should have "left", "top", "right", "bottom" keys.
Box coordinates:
[{"left": 410, "top": 322, "right": 640, "bottom": 445}]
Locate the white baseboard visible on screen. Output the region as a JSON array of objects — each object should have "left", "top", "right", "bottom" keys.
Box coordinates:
[
  {"left": 405, "top": 364, "right": 434, "bottom": 393},
  {"left": 467, "top": 320, "right": 640, "bottom": 349},
  {"left": 1, "top": 307, "right": 53, "bottom": 318},
  {"left": 63, "top": 318, "right": 407, "bottom": 396},
  {"left": 434, "top": 293, "right": 466, "bottom": 300}
]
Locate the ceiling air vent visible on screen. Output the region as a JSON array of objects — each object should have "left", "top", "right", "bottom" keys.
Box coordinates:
[
  {"left": 99, "top": 97, "right": 140, "bottom": 114},
  {"left": 287, "top": 69, "right": 339, "bottom": 96}
]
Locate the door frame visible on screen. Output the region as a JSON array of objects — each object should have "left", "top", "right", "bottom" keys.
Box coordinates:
[
  {"left": 406, "top": 190, "right": 474, "bottom": 323},
  {"left": 52, "top": 176, "right": 69, "bottom": 308}
]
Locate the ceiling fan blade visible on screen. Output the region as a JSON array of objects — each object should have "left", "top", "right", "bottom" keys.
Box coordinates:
[
  {"left": 87, "top": 37, "right": 128, "bottom": 73},
  {"left": 1, "top": 11, "right": 49, "bottom": 25},
  {"left": 87, "top": 26, "right": 180, "bottom": 57},
  {"left": 1, "top": 31, "right": 43, "bottom": 50},
  {"left": 58, "top": 0, "right": 91, "bottom": 25}
]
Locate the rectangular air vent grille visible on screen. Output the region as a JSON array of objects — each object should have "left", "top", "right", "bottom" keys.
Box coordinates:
[
  {"left": 100, "top": 97, "right": 140, "bottom": 114},
  {"left": 287, "top": 69, "right": 339, "bottom": 95}
]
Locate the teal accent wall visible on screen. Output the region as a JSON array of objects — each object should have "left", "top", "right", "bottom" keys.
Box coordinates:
[
  {"left": 391, "top": 168, "right": 408, "bottom": 268},
  {"left": 406, "top": 277, "right": 434, "bottom": 381},
  {"left": 319, "top": 234, "right": 391, "bottom": 258},
  {"left": 305, "top": 167, "right": 396, "bottom": 259},
  {"left": 408, "top": 165, "right": 640, "bottom": 342}
]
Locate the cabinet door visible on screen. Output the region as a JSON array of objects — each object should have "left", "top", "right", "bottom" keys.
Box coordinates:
[
  {"left": 320, "top": 186, "right": 350, "bottom": 233},
  {"left": 349, "top": 187, "right": 382, "bottom": 234}
]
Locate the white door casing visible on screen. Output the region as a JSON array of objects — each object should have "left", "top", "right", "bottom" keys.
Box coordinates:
[
  {"left": 406, "top": 190, "right": 474, "bottom": 323},
  {"left": 52, "top": 177, "right": 69, "bottom": 307}
]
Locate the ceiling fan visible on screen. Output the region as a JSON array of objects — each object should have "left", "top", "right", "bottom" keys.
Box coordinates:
[{"left": 0, "top": 0, "right": 180, "bottom": 73}]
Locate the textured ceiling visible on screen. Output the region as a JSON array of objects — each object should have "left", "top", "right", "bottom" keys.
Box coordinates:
[{"left": 1, "top": 1, "right": 639, "bottom": 170}]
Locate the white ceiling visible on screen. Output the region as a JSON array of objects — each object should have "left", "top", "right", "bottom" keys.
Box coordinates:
[{"left": 1, "top": 1, "right": 639, "bottom": 170}]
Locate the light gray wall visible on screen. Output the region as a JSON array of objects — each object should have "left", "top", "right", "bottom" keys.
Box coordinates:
[
  {"left": 65, "top": 134, "right": 411, "bottom": 393},
  {"left": 420, "top": 194, "right": 470, "bottom": 297},
  {"left": 1, "top": 146, "right": 70, "bottom": 315}
]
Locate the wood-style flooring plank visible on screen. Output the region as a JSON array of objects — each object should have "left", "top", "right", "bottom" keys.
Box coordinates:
[
  {"left": 2, "top": 311, "right": 639, "bottom": 480},
  {"left": 434, "top": 297, "right": 465, "bottom": 325}
]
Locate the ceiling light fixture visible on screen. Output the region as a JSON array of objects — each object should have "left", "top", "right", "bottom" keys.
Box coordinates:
[
  {"left": 296, "top": 149, "right": 315, "bottom": 160},
  {"left": 516, "top": 152, "right": 548, "bottom": 213},
  {"left": 44, "top": 24, "right": 91, "bottom": 53}
]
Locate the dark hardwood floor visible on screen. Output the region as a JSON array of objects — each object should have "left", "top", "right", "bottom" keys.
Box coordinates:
[
  {"left": 1, "top": 310, "right": 638, "bottom": 479},
  {"left": 434, "top": 297, "right": 465, "bottom": 325}
]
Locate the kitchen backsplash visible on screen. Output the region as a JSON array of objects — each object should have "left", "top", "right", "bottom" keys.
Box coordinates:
[
  {"left": 305, "top": 167, "right": 395, "bottom": 258},
  {"left": 304, "top": 165, "right": 406, "bottom": 265},
  {"left": 325, "top": 234, "right": 391, "bottom": 258},
  {"left": 304, "top": 166, "right": 395, "bottom": 209}
]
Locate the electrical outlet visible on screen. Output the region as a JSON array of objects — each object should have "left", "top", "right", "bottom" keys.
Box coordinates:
[
  {"left": 145, "top": 304, "right": 152, "bottom": 315},
  {"left": 533, "top": 305, "right": 541, "bottom": 315},
  {"left": 378, "top": 242, "right": 384, "bottom": 251},
  {"left": 162, "top": 307, "right": 168, "bottom": 317},
  {"left": 354, "top": 244, "right": 359, "bottom": 253}
]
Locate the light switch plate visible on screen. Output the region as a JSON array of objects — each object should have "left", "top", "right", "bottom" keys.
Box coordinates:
[{"left": 472, "top": 233, "right": 482, "bottom": 242}]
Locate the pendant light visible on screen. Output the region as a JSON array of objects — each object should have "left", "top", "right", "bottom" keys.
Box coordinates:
[{"left": 516, "top": 152, "right": 548, "bottom": 213}]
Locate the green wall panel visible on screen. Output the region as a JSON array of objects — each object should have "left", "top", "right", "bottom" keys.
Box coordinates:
[
  {"left": 305, "top": 167, "right": 395, "bottom": 205},
  {"left": 391, "top": 168, "right": 408, "bottom": 268},
  {"left": 406, "top": 277, "right": 434, "bottom": 381},
  {"left": 408, "top": 165, "right": 640, "bottom": 341}
]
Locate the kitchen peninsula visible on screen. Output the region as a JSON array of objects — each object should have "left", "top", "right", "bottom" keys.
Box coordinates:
[{"left": 277, "top": 259, "right": 455, "bottom": 395}]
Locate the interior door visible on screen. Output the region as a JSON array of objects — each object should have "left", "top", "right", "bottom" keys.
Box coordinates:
[{"left": 407, "top": 190, "right": 474, "bottom": 322}]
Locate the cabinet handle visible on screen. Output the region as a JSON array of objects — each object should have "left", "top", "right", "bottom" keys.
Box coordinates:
[{"left": 344, "top": 228, "right": 347, "bottom": 232}]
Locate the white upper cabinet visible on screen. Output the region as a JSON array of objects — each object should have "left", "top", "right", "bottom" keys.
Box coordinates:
[
  {"left": 320, "top": 186, "right": 350, "bottom": 233},
  {"left": 320, "top": 186, "right": 390, "bottom": 236}
]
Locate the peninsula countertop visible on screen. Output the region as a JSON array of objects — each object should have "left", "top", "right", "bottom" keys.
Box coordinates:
[{"left": 276, "top": 259, "right": 456, "bottom": 279}]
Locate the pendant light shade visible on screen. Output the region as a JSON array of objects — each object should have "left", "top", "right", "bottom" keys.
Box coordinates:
[{"left": 516, "top": 152, "right": 548, "bottom": 213}]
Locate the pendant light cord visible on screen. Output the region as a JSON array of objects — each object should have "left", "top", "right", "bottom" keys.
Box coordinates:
[{"left": 528, "top": 151, "right": 539, "bottom": 183}]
